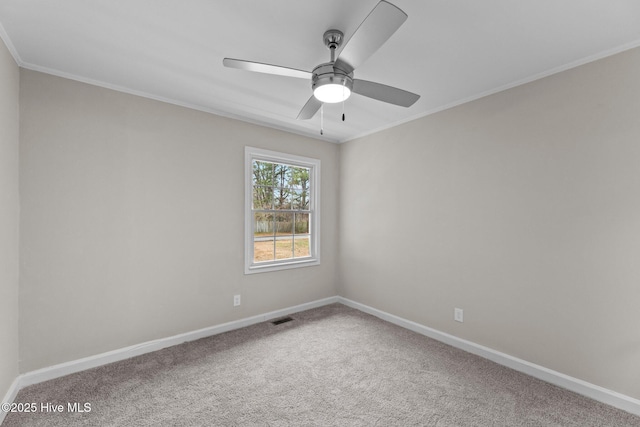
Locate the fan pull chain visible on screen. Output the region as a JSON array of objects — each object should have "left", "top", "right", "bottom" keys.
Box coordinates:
[
  {"left": 320, "top": 104, "right": 324, "bottom": 135},
  {"left": 342, "top": 82, "right": 346, "bottom": 121}
]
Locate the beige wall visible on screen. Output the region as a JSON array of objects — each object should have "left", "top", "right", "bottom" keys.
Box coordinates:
[
  {"left": 340, "top": 47, "right": 640, "bottom": 400},
  {"left": 18, "top": 69, "right": 339, "bottom": 372},
  {"left": 0, "top": 37, "right": 20, "bottom": 397}
]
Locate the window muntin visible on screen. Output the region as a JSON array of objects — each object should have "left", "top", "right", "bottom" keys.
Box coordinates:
[{"left": 245, "top": 147, "right": 320, "bottom": 274}]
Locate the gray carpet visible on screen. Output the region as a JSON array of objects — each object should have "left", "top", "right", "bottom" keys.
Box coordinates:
[{"left": 3, "top": 303, "right": 640, "bottom": 426}]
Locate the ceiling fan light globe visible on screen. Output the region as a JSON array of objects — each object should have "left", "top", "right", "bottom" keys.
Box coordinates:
[{"left": 314, "top": 84, "right": 351, "bottom": 103}]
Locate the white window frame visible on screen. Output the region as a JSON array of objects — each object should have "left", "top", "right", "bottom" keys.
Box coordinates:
[{"left": 244, "top": 146, "right": 321, "bottom": 274}]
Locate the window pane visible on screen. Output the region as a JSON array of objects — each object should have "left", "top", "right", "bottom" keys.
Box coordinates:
[
  {"left": 254, "top": 237, "right": 275, "bottom": 262},
  {"left": 275, "top": 212, "right": 293, "bottom": 235},
  {"left": 294, "top": 235, "right": 310, "bottom": 258},
  {"left": 253, "top": 185, "right": 273, "bottom": 210},
  {"left": 253, "top": 161, "right": 275, "bottom": 186},
  {"left": 289, "top": 166, "right": 309, "bottom": 190},
  {"left": 291, "top": 189, "right": 310, "bottom": 210},
  {"left": 274, "top": 164, "right": 290, "bottom": 189},
  {"left": 273, "top": 187, "right": 292, "bottom": 210},
  {"left": 254, "top": 212, "right": 274, "bottom": 235},
  {"left": 275, "top": 238, "right": 294, "bottom": 260},
  {"left": 294, "top": 213, "right": 310, "bottom": 258},
  {"left": 295, "top": 213, "right": 310, "bottom": 234}
]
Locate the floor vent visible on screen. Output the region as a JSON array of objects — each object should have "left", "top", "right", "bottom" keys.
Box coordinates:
[{"left": 271, "top": 316, "right": 294, "bottom": 325}]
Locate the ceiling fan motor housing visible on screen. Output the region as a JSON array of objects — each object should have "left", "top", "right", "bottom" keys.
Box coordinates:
[
  {"left": 311, "top": 29, "right": 354, "bottom": 103},
  {"left": 312, "top": 63, "right": 354, "bottom": 98}
]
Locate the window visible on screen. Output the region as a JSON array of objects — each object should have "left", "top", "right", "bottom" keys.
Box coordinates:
[{"left": 245, "top": 147, "right": 320, "bottom": 274}]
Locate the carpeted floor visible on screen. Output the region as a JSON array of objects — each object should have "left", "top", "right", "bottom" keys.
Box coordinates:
[{"left": 3, "top": 303, "right": 640, "bottom": 426}]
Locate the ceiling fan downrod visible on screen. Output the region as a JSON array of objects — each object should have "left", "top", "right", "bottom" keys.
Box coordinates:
[{"left": 323, "top": 29, "right": 343, "bottom": 62}]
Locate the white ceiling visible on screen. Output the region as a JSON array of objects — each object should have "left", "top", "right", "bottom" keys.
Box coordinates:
[{"left": 1, "top": 1, "right": 640, "bottom": 143}]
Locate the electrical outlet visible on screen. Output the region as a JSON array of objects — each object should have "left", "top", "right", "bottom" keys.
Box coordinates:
[
  {"left": 233, "top": 294, "right": 241, "bottom": 307},
  {"left": 454, "top": 308, "right": 464, "bottom": 323}
]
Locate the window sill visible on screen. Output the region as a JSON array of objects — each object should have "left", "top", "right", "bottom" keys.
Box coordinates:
[{"left": 245, "top": 257, "right": 320, "bottom": 275}]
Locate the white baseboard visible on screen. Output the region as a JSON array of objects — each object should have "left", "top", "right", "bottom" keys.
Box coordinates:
[
  {"left": 12, "top": 296, "right": 339, "bottom": 391},
  {"left": 0, "top": 376, "right": 21, "bottom": 425},
  {"left": 337, "top": 296, "right": 640, "bottom": 417}
]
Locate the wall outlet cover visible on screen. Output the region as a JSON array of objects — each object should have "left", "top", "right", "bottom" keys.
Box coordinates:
[{"left": 454, "top": 308, "right": 464, "bottom": 322}]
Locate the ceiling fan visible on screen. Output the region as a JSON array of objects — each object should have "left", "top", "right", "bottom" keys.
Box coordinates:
[{"left": 223, "top": 0, "right": 420, "bottom": 122}]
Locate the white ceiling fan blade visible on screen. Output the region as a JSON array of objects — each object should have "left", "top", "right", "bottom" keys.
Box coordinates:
[
  {"left": 297, "top": 96, "right": 323, "bottom": 120},
  {"left": 334, "top": 1, "right": 407, "bottom": 74},
  {"left": 223, "top": 58, "right": 312, "bottom": 79},
  {"left": 352, "top": 79, "right": 420, "bottom": 107}
]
